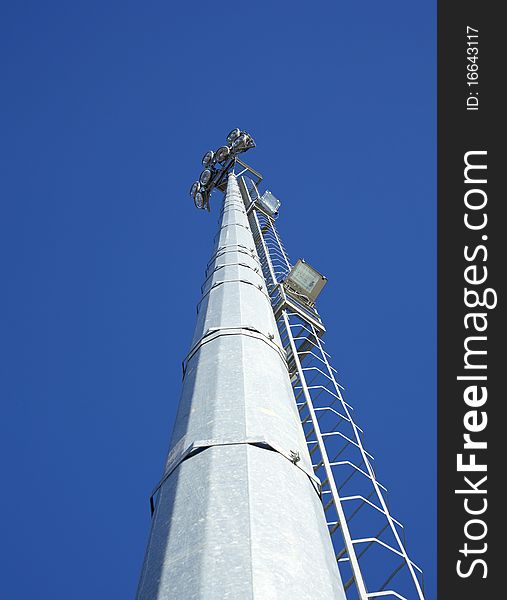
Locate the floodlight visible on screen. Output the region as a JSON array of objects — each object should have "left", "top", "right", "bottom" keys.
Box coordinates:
[
  {"left": 202, "top": 150, "right": 214, "bottom": 167},
  {"left": 190, "top": 181, "right": 201, "bottom": 198},
  {"left": 244, "top": 133, "right": 255, "bottom": 149},
  {"left": 194, "top": 190, "right": 206, "bottom": 209},
  {"left": 215, "top": 145, "right": 230, "bottom": 163},
  {"left": 259, "top": 190, "right": 281, "bottom": 216},
  {"left": 232, "top": 134, "right": 248, "bottom": 152},
  {"left": 226, "top": 128, "right": 241, "bottom": 144},
  {"left": 284, "top": 259, "right": 327, "bottom": 304},
  {"left": 199, "top": 168, "right": 213, "bottom": 186}
]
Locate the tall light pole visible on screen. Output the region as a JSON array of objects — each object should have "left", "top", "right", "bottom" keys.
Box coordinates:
[
  {"left": 137, "top": 130, "right": 424, "bottom": 599},
  {"left": 136, "top": 132, "right": 346, "bottom": 599}
]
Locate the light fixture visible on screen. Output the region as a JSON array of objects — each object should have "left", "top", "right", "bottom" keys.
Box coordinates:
[
  {"left": 284, "top": 259, "right": 327, "bottom": 304},
  {"left": 230, "top": 132, "right": 256, "bottom": 153},
  {"left": 202, "top": 150, "right": 214, "bottom": 167},
  {"left": 215, "top": 146, "right": 230, "bottom": 163},
  {"left": 232, "top": 134, "right": 248, "bottom": 152},
  {"left": 258, "top": 190, "right": 281, "bottom": 216},
  {"left": 190, "top": 181, "right": 201, "bottom": 198},
  {"left": 199, "top": 168, "right": 213, "bottom": 186},
  {"left": 190, "top": 129, "right": 257, "bottom": 211},
  {"left": 194, "top": 190, "right": 207, "bottom": 210},
  {"left": 226, "top": 128, "right": 241, "bottom": 144}
]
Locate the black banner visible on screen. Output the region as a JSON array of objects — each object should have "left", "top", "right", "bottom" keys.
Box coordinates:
[{"left": 438, "top": 2, "right": 504, "bottom": 597}]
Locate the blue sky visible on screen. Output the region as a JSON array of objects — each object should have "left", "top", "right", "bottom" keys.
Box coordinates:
[{"left": 0, "top": 2, "right": 436, "bottom": 598}]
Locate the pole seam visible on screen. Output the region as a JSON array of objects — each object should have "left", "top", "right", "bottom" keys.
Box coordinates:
[{"left": 150, "top": 438, "right": 322, "bottom": 516}]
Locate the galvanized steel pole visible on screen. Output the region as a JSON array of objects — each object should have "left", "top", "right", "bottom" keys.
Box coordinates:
[{"left": 137, "top": 174, "right": 345, "bottom": 599}]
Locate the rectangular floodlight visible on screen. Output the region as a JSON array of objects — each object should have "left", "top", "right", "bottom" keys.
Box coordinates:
[
  {"left": 284, "top": 259, "right": 327, "bottom": 304},
  {"left": 259, "top": 190, "right": 281, "bottom": 216}
]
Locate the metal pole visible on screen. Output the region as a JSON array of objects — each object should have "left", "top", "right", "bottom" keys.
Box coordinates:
[{"left": 137, "top": 174, "right": 346, "bottom": 599}]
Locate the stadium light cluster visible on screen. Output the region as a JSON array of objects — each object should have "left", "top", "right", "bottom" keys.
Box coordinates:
[{"left": 189, "top": 128, "right": 255, "bottom": 210}]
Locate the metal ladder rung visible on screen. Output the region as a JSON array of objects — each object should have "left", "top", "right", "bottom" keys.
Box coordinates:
[
  {"left": 336, "top": 547, "right": 348, "bottom": 561},
  {"left": 329, "top": 460, "right": 388, "bottom": 492},
  {"left": 314, "top": 406, "right": 365, "bottom": 435},
  {"left": 319, "top": 426, "right": 373, "bottom": 459},
  {"left": 306, "top": 385, "right": 341, "bottom": 402},
  {"left": 299, "top": 350, "right": 340, "bottom": 373},
  {"left": 340, "top": 495, "right": 403, "bottom": 529},
  {"left": 352, "top": 537, "right": 409, "bottom": 563},
  {"left": 366, "top": 592, "right": 408, "bottom": 600},
  {"left": 301, "top": 366, "right": 337, "bottom": 384}
]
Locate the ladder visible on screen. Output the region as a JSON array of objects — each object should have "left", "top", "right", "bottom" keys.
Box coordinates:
[{"left": 240, "top": 175, "right": 425, "bottom": 600}]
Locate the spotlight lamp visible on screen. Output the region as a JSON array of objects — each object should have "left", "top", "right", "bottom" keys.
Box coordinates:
[
  {"left": 194, "top": 189, "right": 208, "bottom": 210},
  {"left": 215, "top": 145, "right": 230, "bottom": 163},
  {"left": 232, "top": 134, "right": 248, "bottom": 151},
  {"left": 190, "top": 181, "right": 201, "bottom": 198},
  {"left": 231, "top": 132, "right": 255, "bottom": 153},
  {"left": 284, "top": 259, "right": 327, "bottom": 305},
  {"left": 226, "top": 128, "right": 241, "bottom": 144},
  {"left": 259, "top": 190, "right": 281, "bottom": 216},
  {"left": 199, "top": 168, "right": 213, "bottom": 186},
  {"left": 202, "top": 150, "right": 215, "bottom": 167}
]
